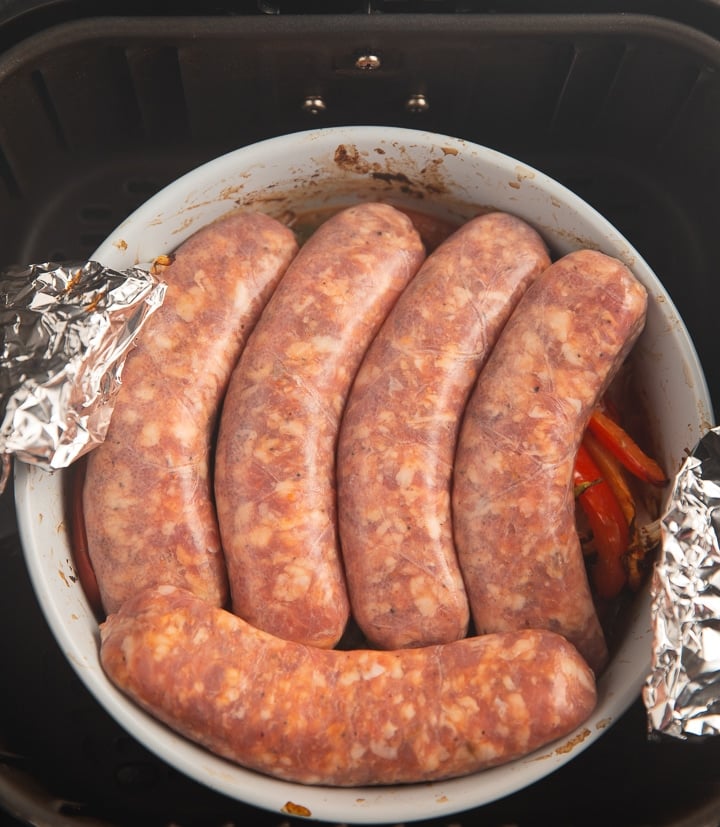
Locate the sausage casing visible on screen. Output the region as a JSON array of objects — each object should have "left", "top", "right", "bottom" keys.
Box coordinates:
[
  {"left": 337, "top": 212, "right": 551, "bottom": 649},
  {"left": 214, "top": 202, "right": 425, "bottom": 648},
  {"left": 83, "top": 211, "right": 298, "bottom": 615},
  {"left": 100, "top": 584, "right": 598, "bottom": 787},
  {"left": 452, "top": 249, "right": 648, "bottom": 674}
]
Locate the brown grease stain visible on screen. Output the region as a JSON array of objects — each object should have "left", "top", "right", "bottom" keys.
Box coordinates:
[
  {"left": 527, "top": 750, "right": 553, "bottom": 762},
  {"left": 281, "top": 801, "right": 312, "bottom": 817},
  {"left": 334, "top": 143, "right": 368, "bottom": 172},
  {"left": 555, "top": 727, "right": 592, "bottom": 754},
  {"left": 372, "top": 170, "right": 413, "bottom": 186},
  {"left": 142, "top": 141, "right": 473, "bottom": 258},
  {"left": 333, "top": 142, "right": 450, "bottom": 200}
]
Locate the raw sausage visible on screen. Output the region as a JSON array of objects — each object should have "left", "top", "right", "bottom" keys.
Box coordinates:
[
  {"left": 337, "top": 212, "right": 551, "bottom": 649},
  {"left": 100, "top": 584, "right": 598, "bottom": 787},
  {"left": 83, "top": 210, "right": 298, "bottom": 615},
  {"left": 452, "top": 249, "right": 648, "bottom": 675},
  {"left": 101, "top": 585, "right": 597, "bottom": 786},
  {"left": 214, "top": 202, "right": 425, "bottom": 648}
]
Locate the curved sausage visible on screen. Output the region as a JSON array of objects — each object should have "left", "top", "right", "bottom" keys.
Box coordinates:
[
  {"left": 214, "top": 202, "right": 425, "bottom": 648},
  {"left": 452, "top": 249, "right": 648, "bottom": 675},
  {"left": 100, "top": 584, "right": 598, "bottom": 787},
  {"left": 337, "top": 212, "right": 551, "bottom": 649},
  {"left": 83, "top": 211, "right": 299, "bottom": 615}
]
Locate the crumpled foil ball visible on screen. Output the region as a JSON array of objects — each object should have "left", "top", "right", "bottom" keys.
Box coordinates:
[{"left": 0, "top": 261, "right": 166, "bottom": 490}]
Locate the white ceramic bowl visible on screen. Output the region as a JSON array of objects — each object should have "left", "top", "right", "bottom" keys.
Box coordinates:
[{"left": 14, "top": 126, "right": 713, "bottom": 824}]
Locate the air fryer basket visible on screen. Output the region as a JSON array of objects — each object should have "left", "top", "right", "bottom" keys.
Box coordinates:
[{"left": 3, "top": 6, "right": 720, "bottom": 826}]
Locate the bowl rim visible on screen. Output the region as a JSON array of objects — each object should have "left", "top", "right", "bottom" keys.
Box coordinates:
[{"left": 14, "top": 125, "right": 715, "bottom": 824}]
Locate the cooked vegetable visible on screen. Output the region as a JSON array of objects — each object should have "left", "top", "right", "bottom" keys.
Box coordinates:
[
  {"left": 625, "top": 518, "right": 662, "bottom": 591},
  {"left": 582, "top": 430, "right": 636, "bottom": 528},
  {"left": 575, "top": 405, "right": 667, "bottom": 598},
  {"left": 574, "top": 443, "right": 630, "bottom": 600},
  {"left": 586, "top": 408, "right": 667, "bottom": 486}
]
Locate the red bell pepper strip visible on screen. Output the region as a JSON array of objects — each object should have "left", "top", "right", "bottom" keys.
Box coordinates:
[
  {"left": 582, "top": 430, "right": 636, "bottom": 529},
  {"left": 586, "top": 408, "right": 668, "bottom": 487},
  {"left": 574, "top": 443, "right": 630, "bottom": 600}
]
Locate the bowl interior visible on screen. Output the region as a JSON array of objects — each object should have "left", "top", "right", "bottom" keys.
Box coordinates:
[{"left": 13, "top": 126, "right": 713, "bottom": 824}]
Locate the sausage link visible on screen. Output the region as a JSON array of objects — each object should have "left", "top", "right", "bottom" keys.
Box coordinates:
[
  {"left": 83, "top": 211, "right": 298, "bottom": 615},
  {"left": 452, "top": 249, "right": 648, "bottom": 675},
  {"left": 215, "top": 202, "right": 425, "bottom": 648},
  {"left": 337, "top": 212, "right": 551, "bottom": 649},
  {"left": 100, "top": 584, "right": 598, "bottom": 787}
]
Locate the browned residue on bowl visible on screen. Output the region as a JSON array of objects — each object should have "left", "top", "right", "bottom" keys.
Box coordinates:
[
  {"left": 333, "top": 142, "right": 450, "bottom": 200},
  {"left": 527, "top": 750, "right": 553, "bottom": 762},
  {"left": 281, "top": 801, "right": 312, "bottom": 817},
  {"left": 372, "top": 170, "right": 414, "bottom": 187},
  {"left": 555, "top": 727, "right": 592, "bottom": 755},
  {"left": 150, "top": 140, "right": 475, "bottom": 248},
  {"left": 150, "top": 254, "right": 174, "bottom": 276},
  {"left": 334, "top": 142, "right": 368, "bottom": 172}
]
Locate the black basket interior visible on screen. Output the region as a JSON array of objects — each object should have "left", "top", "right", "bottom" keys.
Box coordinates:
[{"left": 2, "top": 8, "right": 720, "bottom": 827}]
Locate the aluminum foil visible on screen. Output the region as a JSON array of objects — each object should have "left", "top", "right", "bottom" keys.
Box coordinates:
[
  {"left": 645, "top": 426, "right": 720, "bottom": 738},
  {"left": 0, "top": 261, "right": 166, "bottom": 490}
]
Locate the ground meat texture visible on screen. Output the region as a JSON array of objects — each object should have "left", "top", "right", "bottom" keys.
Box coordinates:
[
  {"left": 100, "top": 584, "right": 598, "bottom": 786},
  {"left": 336, "top": 212, "right": 551, "bottom": 649},
  {"left": 214, "top": 202, "right": 425, "bottom": 649},
  {"left": 83, "top": 211, "right": 299, "bottom": 615},
  {"left": 452, "top": 249, "right": 648, "bottom": 676}
]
